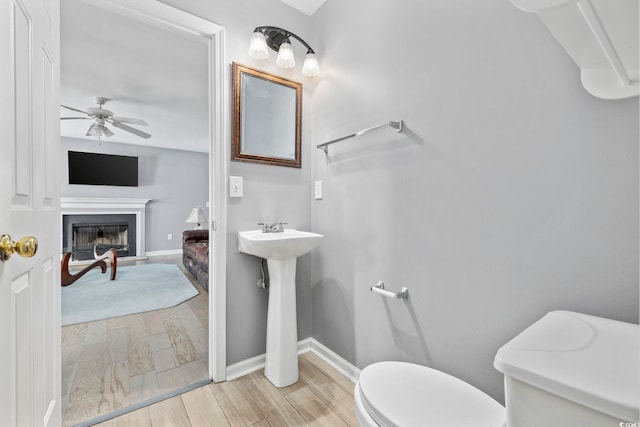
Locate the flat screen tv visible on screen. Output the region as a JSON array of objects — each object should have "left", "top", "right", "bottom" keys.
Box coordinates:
[{"left": 68, "top": 151, "right": 138, "bottom": 187}]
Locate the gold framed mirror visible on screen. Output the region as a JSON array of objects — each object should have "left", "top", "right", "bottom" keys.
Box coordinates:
[{"left": 232, "top": 62, "right": 302, "bottom": 168}]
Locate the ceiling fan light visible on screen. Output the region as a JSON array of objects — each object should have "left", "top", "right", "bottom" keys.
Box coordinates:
[
  {"left": 302, "top": 52, "right": 320, "bottom": 77},
  {"left": 248, "top": 31, "right": 269, "bottom": 60},
  {"left": 86, "top": 123, "right": 102, "bottom": 137},
  {"left": 275, "top": 40, "right": 295, "bottom": 68},
  {"left": 102, "top": 126, "right": 114, "bottom": 137}
]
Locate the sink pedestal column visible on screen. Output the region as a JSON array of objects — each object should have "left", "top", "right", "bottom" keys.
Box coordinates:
[{"left": 264, "top": 258, "right": 298, "bottom": 387}]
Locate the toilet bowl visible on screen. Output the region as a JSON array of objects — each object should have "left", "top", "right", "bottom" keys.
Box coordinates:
[{"left": 354, "top": 361, "right": 505, "bottom": 427}]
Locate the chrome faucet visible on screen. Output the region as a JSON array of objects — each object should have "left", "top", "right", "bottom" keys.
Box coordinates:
[{"left": 258, "top": 221, "right": 287, "bottom": 233}]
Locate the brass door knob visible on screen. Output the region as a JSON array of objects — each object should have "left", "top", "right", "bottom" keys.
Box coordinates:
[{"left": 0, "top": 234, "right": 38, "bottom": 261}]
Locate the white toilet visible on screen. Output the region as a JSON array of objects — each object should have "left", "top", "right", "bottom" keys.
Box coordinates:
[
  {"left": 354, "top": 361, "right": 505, "bottom": 426},
  {"left": 494, "top": 310, "right": 639, "bottom": 426},
  {"left": 354, "top": 310, "right": 639, "bottom": 426}
]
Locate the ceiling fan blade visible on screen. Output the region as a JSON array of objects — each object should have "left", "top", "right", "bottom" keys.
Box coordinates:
[
  {"left": 61, "top": 104, "right": 89, "bottom": 115},
  {"left": 60, "top": 117, "right": 90, "bottom": 120},
  {"left": 110, "top": 121, "right": 151, "bottom": 139},
  {"left": 112, "top": 116, "right": 148, "bottom": 126}
]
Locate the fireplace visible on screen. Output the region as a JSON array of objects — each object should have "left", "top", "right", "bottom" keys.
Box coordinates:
[
  {"left": 60, "top": 197, "right": 150, "bottom": 261},
  {"left": 63, "top": 214, "right": 136, "bottom": 260}
]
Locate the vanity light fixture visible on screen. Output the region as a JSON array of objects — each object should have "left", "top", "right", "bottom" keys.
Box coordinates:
[{"left": 248, "top": 26, "right": 320, "bottom": 77}]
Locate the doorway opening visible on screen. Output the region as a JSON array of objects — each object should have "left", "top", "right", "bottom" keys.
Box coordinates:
[{"left": 58, "top": 1, "right": 226, "bottom": 425}]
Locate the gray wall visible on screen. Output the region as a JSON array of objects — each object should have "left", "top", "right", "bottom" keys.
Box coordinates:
[
  {"left": 156, "top": 0, "right": 638, "bottom": 396},
  {"left": 61, "top": 137, "right": 208, "bottom": 252},
  {"left": 310, "top": 0, "right": 639, "bottom": 404},
  {"left": 160, "top": 0, "right": 315, "bottom": 364}
]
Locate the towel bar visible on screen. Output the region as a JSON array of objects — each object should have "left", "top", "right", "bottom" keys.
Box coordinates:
[
  {"left": 370, "top": 281, "right": 408, "bottom": 299},
  {"left": 317, "top": 120, "right": 403, "bottom": 153}
]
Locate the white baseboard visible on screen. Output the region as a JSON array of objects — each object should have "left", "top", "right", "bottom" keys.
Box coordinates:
[
  {"left": 226, "top": 337, "right": 360, "bottom": 383},
  {"left": 146, "top": 249, "right": 182, "bottom": 257},
  {"left": 309, "top": 338, "right": 361, "bottom": 383},
  {"left": 225, "top": 353, "right": 267, "bottom": 381}
]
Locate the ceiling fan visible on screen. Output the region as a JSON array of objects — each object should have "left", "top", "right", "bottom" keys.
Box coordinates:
[{"left": 61, "top": 97, "right": 151, "bottom": 139}]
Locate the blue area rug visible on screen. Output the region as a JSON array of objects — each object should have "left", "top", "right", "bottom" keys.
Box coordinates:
[{"left": 62, "top": 264, "right": 199, "bottom": 326}]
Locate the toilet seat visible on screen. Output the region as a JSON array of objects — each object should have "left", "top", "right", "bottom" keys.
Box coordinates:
[{"left": 355, "top": 361, "right": 505, "bottom": 427}]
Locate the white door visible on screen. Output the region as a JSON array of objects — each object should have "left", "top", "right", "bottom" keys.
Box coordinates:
[{"left": 1, "top": 0, "right": 61, "bottom": 425}]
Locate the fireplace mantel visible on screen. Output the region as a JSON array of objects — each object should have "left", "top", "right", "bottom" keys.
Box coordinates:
[
  {"left": 61, "top": 197, "right": 151, "bottom": 210},
  {"left": 61, "top": 197, "right": 151, "bottom": 258}
]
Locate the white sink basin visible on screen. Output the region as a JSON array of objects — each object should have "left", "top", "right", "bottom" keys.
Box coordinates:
[
  {"left": 238, "top": 229, "right": 323, "bottom": 260},
  {"left": 238, "top": 228, "right": 323, "bottom": 388}
]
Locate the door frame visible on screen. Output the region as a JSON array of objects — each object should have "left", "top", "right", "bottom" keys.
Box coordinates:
[{"left": 76, "top": 0, "right": 228, "bottom": 381}]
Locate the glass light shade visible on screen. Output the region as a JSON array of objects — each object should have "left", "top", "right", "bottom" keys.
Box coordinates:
[
  {"left": 275, "top": 41, "right": 295, "bottom": 68},
  {"left": 102, "top": 126, "right": 114, "bottom": 137},
  {"left": 87, "top": 124, "right": 102, "bottom": 137},
  {"left": 301, "top": 52, "right": 320, "bottom": 77},
  {"left": 248, "top": 31, "right": 269, "bottom": 59}
]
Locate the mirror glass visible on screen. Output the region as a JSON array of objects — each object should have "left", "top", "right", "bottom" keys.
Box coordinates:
[{"left": 232, "top": 62, "right": 302, "bottom": 168}]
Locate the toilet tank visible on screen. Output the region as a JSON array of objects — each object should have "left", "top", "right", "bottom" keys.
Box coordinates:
[{"left": 494, "top": 311, "right": 639, "bottom": 427}]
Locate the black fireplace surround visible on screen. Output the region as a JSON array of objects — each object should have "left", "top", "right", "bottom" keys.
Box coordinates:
[{"left": 62, "top": 214, "right": 136, "bottom": 261}]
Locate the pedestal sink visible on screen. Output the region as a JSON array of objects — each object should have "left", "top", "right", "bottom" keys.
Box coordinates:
[{"left": 238, "top": 229, "right": 323, "bottom": 387}]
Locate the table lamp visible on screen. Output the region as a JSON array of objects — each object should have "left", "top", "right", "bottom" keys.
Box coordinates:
[{"left": 186, "top": 207, "right": 207, "bottom": 229}]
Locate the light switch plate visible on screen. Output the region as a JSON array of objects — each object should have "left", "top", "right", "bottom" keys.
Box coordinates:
[{"left": 230, "top": 176, "right": 243, "bottom": 197}]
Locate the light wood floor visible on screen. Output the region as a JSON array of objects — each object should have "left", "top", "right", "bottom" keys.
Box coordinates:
[
  {"left": 95, "top": 352, "right": 358, "bottom": 427},
  {"left": 62, "top": 256, "right": 209, "bottom": 426}
]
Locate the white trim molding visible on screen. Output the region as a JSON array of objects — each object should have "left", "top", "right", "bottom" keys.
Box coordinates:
[
  {"left": 146, "top": 249, "right": 182, "bottom": 257},
  {"left": 308, "top": 339, "right": 361, "bottom": 383},
  {"left": 226, "top": 338, "right": 361, "bottom": 383},
  {"left": 60, "top": 197, "right": 151, "bottom": 210}
]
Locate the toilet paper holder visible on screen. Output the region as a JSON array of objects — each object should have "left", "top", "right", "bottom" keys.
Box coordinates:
[{"left": 370, "top": 281, "right": 408, "bottom": 299}]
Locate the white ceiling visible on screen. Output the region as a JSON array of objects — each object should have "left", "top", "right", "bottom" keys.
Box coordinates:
[
  {"left": 60, "top": 0, "right": 209, "bottom": 152},
  {"left": 279, "top": 0, "right": 327, "bottom": 15}
]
